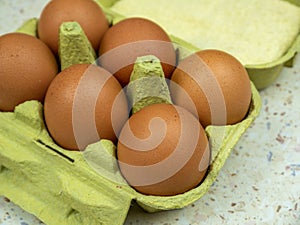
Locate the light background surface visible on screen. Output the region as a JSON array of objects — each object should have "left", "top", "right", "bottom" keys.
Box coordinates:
[{"left": 0, "top": 1, "right": 299, "bottom": 224}]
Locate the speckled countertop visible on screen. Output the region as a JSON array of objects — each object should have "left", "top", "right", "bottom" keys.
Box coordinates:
[{"left": 0, "top": 1, "right": 300, "bottom": 225}]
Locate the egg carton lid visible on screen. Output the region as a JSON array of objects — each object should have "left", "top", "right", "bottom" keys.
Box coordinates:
[{"left": 96, "top": 0, "right": 300, "bottom": 89}]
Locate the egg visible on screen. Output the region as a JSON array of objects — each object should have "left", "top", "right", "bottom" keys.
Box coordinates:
[
  {"left": 170, "top": 49, "right": 252, "bottom": 127},
  {"left": 99, "top": 17, "right": 176, "bottom": 87},
  {"left": 38, "top": 0, "right": 109, "bottom": 54},
  {"left": 117, "top": 103, "right": 210, "bottom": 196},
  {"left": 44, "top": 64, "right": 129, "bottom": 150},
  {"left": 0, "top": 32, "right": 58, "bottom": 112}
]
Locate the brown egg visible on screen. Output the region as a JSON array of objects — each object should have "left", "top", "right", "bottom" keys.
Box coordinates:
[
  {"left": 99, "top": 17, "right": 176, "bottom": 87},
  {"left": 38, "top": 0, "right": 109, "bottom": 54},
  {"left": 170, "top": 49, "right": 252, "bottom": 127},
  {"left": 44, "top": 64, "right": 129, "bottom": 150},
  {"left": 0, "top": 32, "right": 58, "bottom": 112},
  {"left": 117, "top": 103, "right": 210, "bottom": 196}
]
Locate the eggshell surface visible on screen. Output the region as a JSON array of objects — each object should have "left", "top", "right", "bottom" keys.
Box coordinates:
[
  {"left": 99, "top": 17, "right": 176, "bottom": 86},
  {"left": 44, "top": 64, "right": 129, "bottom": 150},
  {"left": 0, "top": 32, "right": 58, "bottom": 112},
  {"left": 117, "top": 103, "right": 210, "bottom": 196},
  {"left": 38, "top": 0, "right": 109, "bottom": 54},
  {"left": 170, "top": 49, "right": 252, "bottom": 127}
]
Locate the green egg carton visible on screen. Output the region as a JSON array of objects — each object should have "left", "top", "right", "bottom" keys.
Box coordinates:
[
  {"left": 97, "top": 0, "right": 300, "bottom": 90},
  {"left": 0, "top": 6, "right": 262, "bottom": 225}
]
